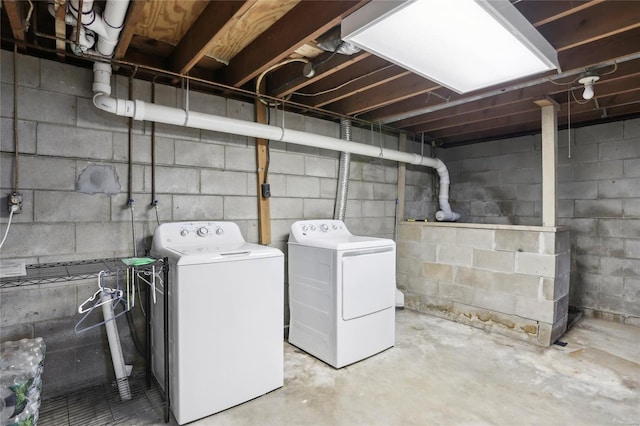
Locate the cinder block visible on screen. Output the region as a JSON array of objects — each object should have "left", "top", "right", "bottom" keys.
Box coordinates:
[
  {"left": 155, "top": 122, "right": 201, "bottom": 142},
  {"left": 472, "top": 288, "right": 516, "bottom": 315},
  {"left": 1, "top": 285, "right": 77, "bottom": 327},
  {"left": 455, "top": 228, "right": 494, "bottom": 249},
  {"left": 599, "top": 138, "right": 640, "bottom": 161},
  {"left": 514, "top": 296, "right": 557, "bottom": 323},
  {"left": 624, "top": 159, "right": 640, "bottom": 177},
  {"left": 286, "top": 175, "right": 319, "bottom": 198},
  {"left": 319, "top": 178, "right": 337, "bottom": 199},
  {"left": 599, "top": 256, "right": 640, "bottom": 277},
  {"left": 348, "top": 181, "right": 374, "bottom": 200},
  {"left": 225, "top": 146, "right": 255, "bottom": 172},
  {"left": 576, "top": 121, "right": 623, "bottom": 145},
  {"left": 0, "top": 323, "right": 34, "bottom": 342},
  {"left": 268, "top": 174, "right": 286, "bottom": 197},
  {"left": 623, "top": 118, "right": 640, "bottom": 138},
  {"left": 1, "top": 51, "right": 40, "bottom": 87},
  {"left": 303, "top": 198, "right": 333, "bottom": 219},
  {"left": 421, "top": 261, "right": 453, "bottom": 282},
  {"left": 34, "top": 191, "right": 110, "bottom": 222},
  {"left": 491, "top": 271, "right": 539, "bottom": 298},
  {"left": 76, "top": 222, "right": 136, "bottom": 253},
  {"left": 155, "top": 166, "right": 199, "bottom": 194},
  {"left": 599, "top": 178, "right": 640, "bottom": 198},
  {"left": 537, "top": 314, "right": 567, "bottom": 346},
  {"left": 575, "top": 199, "right": 623, "bottom": 218},
  {"left": 172, "top": 195, "right": 223, "bottom": 220},
  {"left": 37, "top": 123, "right": 113, "bottom": 160},
  {"left": 385, "top": 166, "right": 398, "bottom": 184},
  {"left": 437, "top": 244, "right": 473, "bottom": 266},
  {"left": 362, "top": 200, "right": 386, "bottom": 217},
  {"left": 269, "top": 151, "right": 304, "bottom": 175},
  {"left": 398, "top": 224, "right": 422, "bottom": 242},
  {"left": 455, "top": 266, "right": 493, "bottom": 290},
  {"left": 541, "top": 273, "right": 570, "bottom": 301},
  {"left": 438, "top": 282, "right": 474, "bottom": 303},
  {"left": 598, "top": 219, "right": 640, "bottom": 238},
  {"left": 201, "top": 170, "right": 247, "bottom": 195},
  {"left": 623, "top": 199, "right": 640, "bottom": 217},
  {"left": 348, "top": 161, "right": 364, "bottom": 181},
  {"left": 77, "top": 97, "right": 135, "bottom": 133},
  {"left": 1, "top": 118, "right": 36, "bottom": 153},
  {"left": 41, "top": 59, "right": 92, "bottom": 97},
  {"left": 494, "top": 229, "right": 539, "bottom": 253},
  {"left": 558, "top": 181, "right": 598, "bottom": 200},
  {"left": 625, "top": 239, "right": 640, "bottom": 259},
  {"left": 397, "top": 240, "right": 436, "bottom": 262},
  {"left": 175, "top": 140, "right": 224, "bottom": 168},
  {"left": 574, "top": 160, "right": 623, "bottom": 181},
  {"left": 16, "top": 86, "right": 75, "bottom": 125},
  {"left": 362, "top": 163, "right": 387, "bottom": 183},
  {"left": 345, "top": 199, "right": 362, "bottom": 218},
  {"left": 113, "top": 133, "right": 174, "bottom": 165},
  {"left": 305, "top": 156, "right": 337, "bottom": 178},
  {"left": 373, "top": 183, "right": 396, "bottom": 201},
  {"left": 409, "top": 277, "right": 438, "bottom": 297},
  {"left": 624, "top": 277, "right": 640, "bottom": 299},
  {"left": 515, "top": 252, "right": 557, "bottom": 277},
  {"left": 223, "top": 196, "right": 258, "bottom": 219},
  {"left": 422, "top": 226, "right": 456, "bottom": 245},
  {"left": 515, "top": 183, "right": 541, "bottom": 201},
  {"left": 1, "top": 223, "right": 75, "bottom": 258},
  {"left": 270, "top": 197, "right": 303, "bottom": 219},
  {"left": 472, "top": 249, "right": 514, "bottom": 272},
  {"left": 500, "top": 134, "right": 537, "bottom": 154},
  {"left": 575, "top": 235, "right": 624, "bottom": 257},
  {"left": 304, "top": 116, "right": 339, "bottom": 139}
]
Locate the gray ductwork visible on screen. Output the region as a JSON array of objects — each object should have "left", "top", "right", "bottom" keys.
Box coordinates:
[{"left": 334, "top": 119, "right": 352, "bottom": 221}]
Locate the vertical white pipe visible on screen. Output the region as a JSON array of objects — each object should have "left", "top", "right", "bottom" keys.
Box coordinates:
[{"left": 101, "top": 294, "right": 132, "bottom": 400}]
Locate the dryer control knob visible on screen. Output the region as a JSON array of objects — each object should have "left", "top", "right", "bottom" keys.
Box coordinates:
[
  {"left": 320, "top": 224, "right": 329, "bottom": 232},
  {"left": 215, "top": 227, "right": 224, "bottom": 235},
  {"left": 197, "top": 227, "right": 209, "bottom": 237},
  {"left": 180, "top": 229, "right": 189, "bottom": 237}
]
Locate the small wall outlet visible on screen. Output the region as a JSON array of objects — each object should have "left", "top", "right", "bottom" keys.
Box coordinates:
[
  {"left": 8, "top": 192, "right": 23, "bottom": 214},
  {"left": 261, "top": 183, "right": 271, "bottom": 198}
]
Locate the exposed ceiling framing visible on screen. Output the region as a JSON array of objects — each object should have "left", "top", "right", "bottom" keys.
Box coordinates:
[{"left": 1, "top": 0, "right": 639, "bottom": 146}]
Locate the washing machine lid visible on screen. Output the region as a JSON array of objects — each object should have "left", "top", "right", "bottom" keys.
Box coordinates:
[
  {"left": 151, "top": 221, "right": 283, "bottom": 265},
  {"left": 288, "top": 220, "right": 395, "bottom": 250},
  {"left": 155, "top": 242, "right": 283, "bottom": 265}
]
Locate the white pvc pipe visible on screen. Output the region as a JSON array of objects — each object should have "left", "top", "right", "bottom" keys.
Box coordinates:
[
  {"left": 92, "top": 63, "right": 460, "bottom": 221},
  {"left": 100, "top": 293, "right": 132, "bottom": 400}
]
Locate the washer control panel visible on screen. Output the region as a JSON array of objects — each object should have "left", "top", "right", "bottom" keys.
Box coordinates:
[
  {"left": 290, "top": 220, "right": 352, "bottom": 242},
  {"left": 152, "top": 221, "right": 245, "bottom": 249}
]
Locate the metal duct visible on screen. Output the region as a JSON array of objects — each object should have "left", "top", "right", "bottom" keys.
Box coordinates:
[{"left": 334, "top": 119, "right": 352, "bottom": 221}]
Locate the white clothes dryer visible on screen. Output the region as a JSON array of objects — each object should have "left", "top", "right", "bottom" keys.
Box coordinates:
[
  {"left": 151, "top": 221, "right": 283, "bottom": 425},
  {"left": 288, "top": 220, "right": 395, "bottom": 368}
]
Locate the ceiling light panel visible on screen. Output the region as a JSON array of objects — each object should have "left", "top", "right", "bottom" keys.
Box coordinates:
[{"left": 341, "top": 0, "right": 560, "bottom": 94}]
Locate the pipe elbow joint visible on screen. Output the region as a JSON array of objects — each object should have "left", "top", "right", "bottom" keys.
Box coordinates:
[{"left": 436, "top": 210, "right": 461, "bottom": 222}]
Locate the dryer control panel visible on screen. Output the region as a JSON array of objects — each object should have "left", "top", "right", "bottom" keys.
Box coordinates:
[
  {"left": 289, "top": 220, "right": 352, "bottom": 243},
  {"left": 152, "top": 221, "right": 246, "bottom": 250}
]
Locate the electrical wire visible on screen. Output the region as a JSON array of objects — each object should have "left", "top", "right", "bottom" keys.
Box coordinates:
[
  {"left": 0, "top": 208, "right": 16, "bottom": 250},
  {"left": 293, "top": 65, "right": 395, "bottom": 97},
  {"left": 255, "top": 58, "right": 309, "bottom": 107}
]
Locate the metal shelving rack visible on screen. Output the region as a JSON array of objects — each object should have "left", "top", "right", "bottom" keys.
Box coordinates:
[{"left": 0, "top": 257, "right": 171, "bottom": 424}]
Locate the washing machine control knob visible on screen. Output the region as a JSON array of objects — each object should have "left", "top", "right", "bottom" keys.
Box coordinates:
[
  {"left": 302, "top": 225, "right": 308, "bottom": 232},
  {"left": 180, "top": 229, "right": 189, "bottom": 237},
  {"left": 197, "top": 227, "right": 209, "bottom": 237},
  {"left": 215, "top": 227, "right": 224, "bottom": 235},
  {"left": 310, "top": 225, "right": 316, "bottom": 231},
  {"left": 332, "top": 224, "right": 338, "bottom": 230},
  {"left": 320, "top": 224, "right": 329, "bottom": 232}
]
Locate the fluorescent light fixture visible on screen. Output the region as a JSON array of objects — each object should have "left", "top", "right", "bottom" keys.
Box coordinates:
[{"left": 341, "top": 0, "right": 560, "bottom": 94}]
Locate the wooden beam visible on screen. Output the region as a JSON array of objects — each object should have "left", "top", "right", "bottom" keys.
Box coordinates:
[
  {"left": 220, "top": 1, "right": 367, "bottom": 88},
  {"left": 255, "top": 99, "right": 272, "bottom": 245},
  {"left": 328, "top": 74, "right": 439, "bottom": 116},
  {"left": 170, "top": 1, "right": 252, "bottom": 75},
  {"left": 55, "top": 0, "right": 67, "bottom": 57},
  {"left": 534, "top": 97, "right": 560, "bottom": 227},
  {"left": 114, "top": 0, "right": 149, "bottom": 59},
  {"left": 3, "top": 0, "right": 26, "bottom": 46}
]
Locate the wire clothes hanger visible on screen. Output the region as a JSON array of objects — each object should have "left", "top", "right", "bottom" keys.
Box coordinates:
[{"left": 75, "top": 270, "right": 128, "bottom": 334}]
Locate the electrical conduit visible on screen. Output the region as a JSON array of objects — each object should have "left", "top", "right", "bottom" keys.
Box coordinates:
[{"left": 92, "top": 63, "right": 460, "bottom": 221}]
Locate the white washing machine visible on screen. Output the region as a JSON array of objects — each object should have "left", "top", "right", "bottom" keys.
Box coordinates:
[
  {"left": 288, "top": 220, "right": 395, "bottom": 368},
  {"left": 150, "top": 221, "right": 284, "bottom": 425}
]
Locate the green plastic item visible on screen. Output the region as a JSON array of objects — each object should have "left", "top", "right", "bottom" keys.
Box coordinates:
[{"left": 121, "top": 257, "right": 156, "bottom": 266}]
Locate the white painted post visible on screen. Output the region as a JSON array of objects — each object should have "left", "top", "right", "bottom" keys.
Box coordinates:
[{"left": 535, "top": 98, "right": 559, "bottom": 227}]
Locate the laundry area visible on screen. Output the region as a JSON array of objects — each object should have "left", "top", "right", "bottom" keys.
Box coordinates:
[{"left": 1, "top": 1, "right": 640, "bottom": 425}]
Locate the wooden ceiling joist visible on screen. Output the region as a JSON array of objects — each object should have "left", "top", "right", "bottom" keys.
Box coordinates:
[
  {"left": 219, "top": 0, "right": 367, "bottom": 88},
  {"left": 115, "top": 0, "right": 149, "bottom": 59},
  {"left": 170, "top": 1, "right": 253, "bottom": 75},
  {"left": 3, "top": 0, "right": 26, "bottom": 45}
]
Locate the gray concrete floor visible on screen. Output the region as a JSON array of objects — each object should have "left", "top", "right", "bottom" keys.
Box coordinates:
[{"left": 192, "top": 309, "right": 639, "bottom": 426}]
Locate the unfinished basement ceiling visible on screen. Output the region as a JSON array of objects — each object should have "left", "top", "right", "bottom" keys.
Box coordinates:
[{"left": 2, "top": 0, "right": 639, "bottom": 146}]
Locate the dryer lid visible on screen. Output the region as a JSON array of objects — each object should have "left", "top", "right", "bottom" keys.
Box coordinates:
[{"left": 288, "top": 220, "right": 395, "bottom": 250}]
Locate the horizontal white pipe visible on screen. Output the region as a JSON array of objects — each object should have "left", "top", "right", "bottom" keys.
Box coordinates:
[{"left": 92, "top": 63, "right": 459, "bottom": 221}]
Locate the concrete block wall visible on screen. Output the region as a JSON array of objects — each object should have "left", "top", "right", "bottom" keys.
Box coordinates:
[
  {"left": 435, "top": 118, "right": 640, "bottom": 325},
  {"left": 0, "top": 50, "right": 398, "bottom": 395},
  {"left": 398, "top": 222, "right": 570, "bottom": 345}
]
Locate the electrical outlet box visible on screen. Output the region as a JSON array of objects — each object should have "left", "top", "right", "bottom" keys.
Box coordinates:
[
  {"left": 261, "top": 183, "right": 271, "bottom": 198},
  {"left": 8, "top": 192, "right": 23, "bottom": 214}
]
